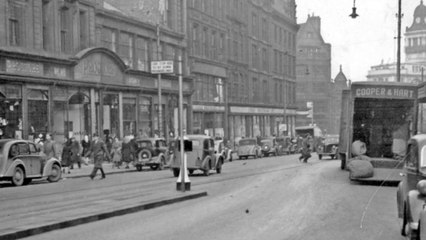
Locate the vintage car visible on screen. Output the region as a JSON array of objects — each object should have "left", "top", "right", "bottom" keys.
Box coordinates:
[
  {"left": 135, "top": 138, "right": 169, "bottom": 171},
  {"left": 317, "top": 135, "right": 339, "bottom": 160},
  {"left": 237, "top": 138, "right": 262, "bottom": 159},
  {"left": 275, "top": 136, "right": 296, "bottom": 155},
  {"left": 260, "top": 138, "right": 279, "bottom": 157},
  {"left": 0, "top": 139, "right": 62, "bottom": 186},
  {"left": 214, "top": 140, "right": 233, "bottom": 163},
  {"left": 397, "top": 134, "right": 426, "bottom": 239},
  {"left": 170, "top": 135, "right": 221, "bottom": 177}
]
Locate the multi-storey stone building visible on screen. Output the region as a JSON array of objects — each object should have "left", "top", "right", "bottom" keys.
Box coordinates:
[
  {"left": 0, "top": 0, "right": 191, "bottom": 142},
  {"left": 187, "top": 0, "right": 298, "bottom": 141}
]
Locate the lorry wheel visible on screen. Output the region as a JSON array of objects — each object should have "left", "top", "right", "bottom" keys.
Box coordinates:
[
  {"left": 203, "top": 162, "right": 211, "bottom": 176},
  {"left": 173, "top": 168, "right": 180, "bottom": 177}
]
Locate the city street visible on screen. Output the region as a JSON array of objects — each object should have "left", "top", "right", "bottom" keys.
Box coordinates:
[{"left": 2, "top": 154, "right": 402, "bottom": 240}]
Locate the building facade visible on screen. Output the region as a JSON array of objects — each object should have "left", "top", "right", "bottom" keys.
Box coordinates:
[
  {"left": 367, "top": 0, "right": 426, "bottom": 83},
  {"left": 186, "top": 0, "right": 298, "bottom": 141},
  {"left": 228, "top": 0, "right": 298, "bottom": 141},
  {"left": 0, "top": 0, "right": 191, "bottom": 143},
  {"left": 186, "top": 0, "right": 228, "bottom": 137},
  {"left": 296, "top": 15, "right": 333, "bottom": 134}
]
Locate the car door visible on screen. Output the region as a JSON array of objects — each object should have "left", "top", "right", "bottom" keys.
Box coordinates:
[
  {"left": 28, "top": 143, "right": 42, "bottom": 175},
  {"left": 14, "top": 142, "right": 34, "bottom": 176}
]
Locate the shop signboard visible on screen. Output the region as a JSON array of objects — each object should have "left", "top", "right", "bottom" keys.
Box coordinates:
[{"left": 150, "top": 60, "right": 174, "bottom": 74}]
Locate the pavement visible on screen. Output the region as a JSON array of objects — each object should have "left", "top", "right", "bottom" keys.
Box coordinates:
[
  {"left": 0, "top": 162, "right": 207, "bottom": 240},
  {"left": 61, "top": 161, "right": 137, "bottom": 179}
]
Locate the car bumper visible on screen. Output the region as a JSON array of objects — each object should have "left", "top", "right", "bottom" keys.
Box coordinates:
[{"left": 135, "top": 156, "right": 160, "bottom": 166}]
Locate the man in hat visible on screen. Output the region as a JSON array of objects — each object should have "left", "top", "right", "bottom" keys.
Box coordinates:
[{"left": 85, "top": 133, "right": 111, "bottom": 180}]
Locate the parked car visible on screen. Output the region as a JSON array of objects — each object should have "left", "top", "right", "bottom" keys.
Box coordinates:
[
  {"left": 260, "top": 138, "right": 279, "bottom": 157},
  {"left": 317, "top": 135, "right": 339, "bottom": 160},
  {"left": 135, "top": 138, "right": 169, "bottom": 171},
  {"left": 397, "top": 134, "right": 426, "bottom": 239},
  {"left": 170, "top": 135, "right": 221, "bottom": 177},
  {"left": 237, "top": 138, "right": 262, "bottom": 159},
  {"left": 214, "top": 140, "right": 233, "bottom": 163},
  {"left": 0, "top": 139, "right": 62, "bottom": 186},
  {"left": 275, "top": 136, "right": 295, "bottom": 155}
]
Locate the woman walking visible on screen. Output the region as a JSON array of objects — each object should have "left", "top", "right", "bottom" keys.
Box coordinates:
[
  {"left": 121, "top": 136, "right": 133, "bottom": 169},
  {"left": 61, "top": 138, "right": 72, "bottom": 174},
  {"left": 70, "top": 137, "right": 82, "bottom": 169},
  {"left": 111, "top": 137, "right": 122, "bottom": 168}
]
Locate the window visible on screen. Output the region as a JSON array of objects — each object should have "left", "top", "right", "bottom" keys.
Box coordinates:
[
  {"left": 136, "top": 37, "right": 148, "bottom": 71},
  {"left": 60, "top": 7, "right": 70, "bottom": 53},
  {"left": 42, "top": 0, "right": 51, "bottom": 50},
  {"left": 79, "top": 10, "right": 88, "bottom": 50},
  {"left": 8, "top": 0, "right": 23, "bottom": 46},
  {"left": 252, "top": 13, "right": 258, "bottom": 37},
  {"left": 192, "top": 24, "right": 199, "bottom": 56},
  {"left": 262, "top": 18, "right": 268, "bottom": 41},
  {"left": 101, "top": 27, "right": 117, "bottom": 52},
  {"left": 262, "top": 48, "right": 268, "bottom": 71},
  {"left": 119, "top": 32, "right": 133, "bottom": 66},
  {"left": 252, "top": 44, "right": 258, "bottom": 69},
  {"left": 203, "top": 28, "right": 209, "bottom": 58},
  {"left": 263, "top": 80, "right": 268, "bottom": 103},
  {"left": 253, "top": 78, "right": 258, "bottom": 101},
  {"left": 211, "top": 31, "right": 217, "bottom": 60}
]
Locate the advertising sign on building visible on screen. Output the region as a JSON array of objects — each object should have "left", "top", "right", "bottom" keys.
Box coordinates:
[{"left": 150, "top": 61, "right": 174, "bottom": 74}]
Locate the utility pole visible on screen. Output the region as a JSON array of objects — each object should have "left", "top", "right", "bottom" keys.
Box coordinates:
[
  {"left": 396, "top": 0, "right": 402, "bottom": 82},
  {"left": 157, "top": 24, "right": 163, "bottom": 137}
]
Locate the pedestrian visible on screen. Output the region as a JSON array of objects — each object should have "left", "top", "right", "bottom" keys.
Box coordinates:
[
  {"left": 70, "top": 137, "right": 82, "bottom": 169},
  {"left": 85, "top": 133, "right": 110, "bottom": 180},
  {"left": 81, "top": 135, "right": 91, "bottom": 165},
  {"left": 43, "top": 133, "right": 59, "bottom": 160},
  {"left": 111, "top": 136, "right": 122, "bottom": 168},
  {"left": 61, "top": 138, "right": 72, "bottom": 174},
  {"left": 299, "top": 134, "right": 312, "bottom": 163},
  {"left": 121, "top": 136, "right": 133, "bottom": 169},
  {"left": 130, "top": 134, "right": 138, "bottom": 162}
]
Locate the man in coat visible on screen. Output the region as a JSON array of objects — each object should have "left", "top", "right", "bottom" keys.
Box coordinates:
[{"left": 86, "top": 133, "right": 111, "bottom": 180}]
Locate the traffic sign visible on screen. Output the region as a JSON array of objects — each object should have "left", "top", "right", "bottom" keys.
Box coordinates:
[{"left": 151, "top": 60, "right": 174, "bottom": 74}]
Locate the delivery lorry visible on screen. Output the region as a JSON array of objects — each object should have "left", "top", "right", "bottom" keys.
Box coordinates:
[{"left": 338, "top": 81, "right": 417, "bottom": 182}]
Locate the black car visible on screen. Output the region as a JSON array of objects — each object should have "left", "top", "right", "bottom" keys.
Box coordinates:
[{"left": 135, "top": 138, "right": 169, "bottom": 171}]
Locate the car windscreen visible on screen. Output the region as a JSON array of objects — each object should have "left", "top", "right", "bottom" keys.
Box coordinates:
[
  {"left": 260, "top": 140, "right": 272, "bottom": 146},
  {"left": 239, "top": 139, "right": 256, "bottom": 146}
]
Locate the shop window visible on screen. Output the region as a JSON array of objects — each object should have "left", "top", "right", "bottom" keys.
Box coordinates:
[
  {"left": 123, "top": 98, "right": 136, "bottom": 136},
  {"left": 138, "top": 97, "right": 152, "bottom": 138},
  {"left": 28, "top": 89, "right": 48, "bottom": 137},
  {"left": 102, "top": 93, "right": 119, "bottom": 138},
  {"left": 0, "top": 91, "right": 22, "bottom": 139},
  {"left": 68, "top": 92, "right": 90, "bottom": 141}
]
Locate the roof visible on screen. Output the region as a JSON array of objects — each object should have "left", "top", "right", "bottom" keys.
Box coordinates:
[
  {"left": 351, "top": 81, "right": 417, "bottom": 87},
  {"left": 407, "top": 0, "right": 426, "bottom": 32}
]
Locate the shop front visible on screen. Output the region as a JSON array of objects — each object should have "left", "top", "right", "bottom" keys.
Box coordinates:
[
  {"left": 0, "top": 48, "right": 192, "bottom": 143},
  {"left": 192, "top": 105, "right": 225, "bottom": 138},
  {"left": 229, "top": 106, "right": 297, "bottom": 144}
]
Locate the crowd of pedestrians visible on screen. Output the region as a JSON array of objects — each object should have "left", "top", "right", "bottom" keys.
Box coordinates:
[{"left": 32, "top": 132, "right": 141, "bottom": 179}]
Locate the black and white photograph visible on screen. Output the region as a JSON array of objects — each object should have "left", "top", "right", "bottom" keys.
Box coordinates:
[{"left": 0, "top": 0, "right": 423, "bottom": 239}]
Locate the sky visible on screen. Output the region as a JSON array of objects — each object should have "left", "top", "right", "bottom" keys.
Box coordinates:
[{"left": 296, "top": 0, "right": 419, "bottom": 82}]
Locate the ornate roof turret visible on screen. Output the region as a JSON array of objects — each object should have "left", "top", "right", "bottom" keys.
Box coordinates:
[{"left": 407, "top": 0, "right": 426, "bottom": 32}]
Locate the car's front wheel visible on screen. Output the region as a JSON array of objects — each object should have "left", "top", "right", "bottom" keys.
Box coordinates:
[
  {"left": 11, "top": 166, "right": 25, "bottom": 186},
  {"left": 203, "top": 162, "right": 210, "bottom": 176},
  {"left": 47, "top": 164, "right": 62, "bottom": 182}
]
